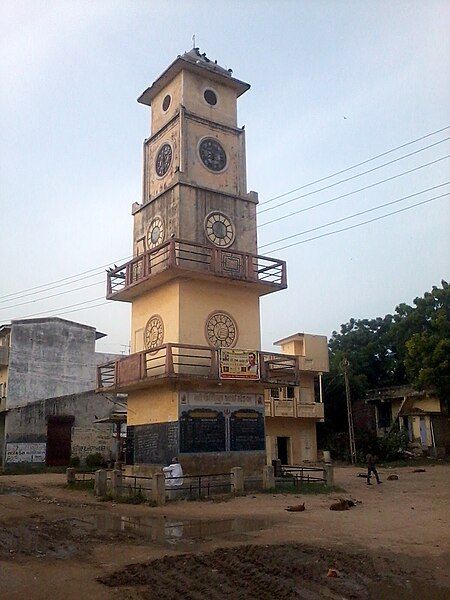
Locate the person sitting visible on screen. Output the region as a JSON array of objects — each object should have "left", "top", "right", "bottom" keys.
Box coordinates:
[{"left": 163, "top": 457, "right": 183, "bottom": 488}]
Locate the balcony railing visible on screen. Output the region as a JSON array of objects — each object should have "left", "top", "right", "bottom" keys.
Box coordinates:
[
  {"left": 264, "top": 399, "right": 324, "bottom": 419},
  {"left": 106, "top": 239, "right": 287, "bottom": 301},
  {"left": 97, "top": 345, "right": 299, "bottom": 392}
]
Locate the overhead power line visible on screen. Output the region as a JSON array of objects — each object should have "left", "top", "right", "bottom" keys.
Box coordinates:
[
  {"left": 260, "top": 183, "right": 449, "bottom": 250},
  {"left": 2, "top": 127, "right": 449, "bottom": 305},
  {"left": 258, "top": 155, "right": 449, "bottom": 228},
  {"left": 268, "top": 193, "right": 449, "bottom": 253},
  {"left": 259, "top": 125, "right": 450, "bottom": 206},
  {"left": 5, "top": 190, "right": 447, "bottom": 323},
  {"left": 0, "top": 255, "right": 131, "bottom": 302},
  {"left": 258, "top": 137, "right": 450, "bottom": 215},
  {"left": 0, "top": 279, "right": 105, "bottom": 312}
]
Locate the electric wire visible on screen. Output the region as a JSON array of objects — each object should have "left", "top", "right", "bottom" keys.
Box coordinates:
[
  {"left": 258, "top": 137, "right": 450, "bottom": 215},
  {"left": 0, "top": 255, "right": 132, "bottom": 302},
  {"left": 2, "top": 133, "right": 449, "bottom": 306},
  {"left": 267, "top": 193, "right": 449, "bottom": 253},
  {"left": 260, "top": 183, "right": 449, "bottom": 250},
  {"left": 258, "top": 155, "right": 449, "bottom": 228},
  {"left": 4, "top": 188, "right": 447, "bottom": 322},
  {"left": 259, "top": 125, "right": 450, "bottom": 205},
  {"left": 0, "top": 279, "right": 105, "bottom": 311}
]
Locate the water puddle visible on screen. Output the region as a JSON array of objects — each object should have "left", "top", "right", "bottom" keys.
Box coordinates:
[{"left": 90, "top": 515, "right": 275, "bottom": 543}]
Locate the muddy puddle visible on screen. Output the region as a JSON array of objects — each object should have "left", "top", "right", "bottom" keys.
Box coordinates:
[{"left": 89, "top": 514, "right": 276, "bottom": 543}]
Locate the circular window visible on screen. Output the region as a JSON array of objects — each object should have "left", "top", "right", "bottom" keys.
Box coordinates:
[
  {"left": 144, "top": 315, "right": 164, "bottom": 350},
  {"left": 198, "top": 137, "right": 227, "bottom": 172},
  {"left": 155, "top": 143, "right": 172, "bottom": 177},
  {"left": 146, "top": 216, "right": 165, "bottom": 249},
  {"left": 204, "top": 211, "right": 235, "bottom": 247},
  {"left": 162, "top": 94, "right": 171, "bottom": 111},
  {"left": 204, "top": 89, "right": 217, "bottom": 106},
  {"left": 205, "top": 311, "right": 238, "bottom": 348}
]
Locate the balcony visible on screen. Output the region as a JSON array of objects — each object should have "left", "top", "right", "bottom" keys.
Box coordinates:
[
  {"left": 264, "top": 399, "right": 324, "bottom": 419},
  {"left": 97, "top": 345, "right": 299, "bottom": 392},
  {"left": 106, "top": 239, "right": 287, "bottom": 301}
]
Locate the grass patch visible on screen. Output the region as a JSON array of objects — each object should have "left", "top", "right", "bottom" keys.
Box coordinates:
[
  {"left": 66, "top": 480, "right": 95, "bottom": 491},
  {"left": 98, "top": 491, "right": 148, "bottom": 505}
]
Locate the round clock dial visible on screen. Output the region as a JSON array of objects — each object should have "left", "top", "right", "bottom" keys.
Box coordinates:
[
  {"left": 205, "top": 311, "right": 238, "bottom": 348},
  {"left": 199, "top": 138, "right": 227, "bottom": 172},
  {"left": 147, "top": 216, "right": 165, "bottom": 249},
  {"left": 204, "top": 211, "right": 235, "bottom": 247},
  {"left": 144, "top": 315, "right": 164, "bottom": 350},
  {"left": 155, "top": 143, "right": 172, "bottom": 177}
]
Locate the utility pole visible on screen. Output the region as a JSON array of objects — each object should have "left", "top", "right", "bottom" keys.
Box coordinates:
[{"left": 342, "top": 358, "right": 357, "bottom": 464}]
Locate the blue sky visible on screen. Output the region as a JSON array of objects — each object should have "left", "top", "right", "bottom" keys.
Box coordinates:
[{"left": 1, "top": 0, "right": 449, "bottom": 353}]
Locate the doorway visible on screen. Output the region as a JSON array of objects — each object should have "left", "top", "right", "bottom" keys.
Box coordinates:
[
  {"left": 277, "top": 436, "right": 290, "bottom": 465},
  {"left": 46, "top": 416, "right": 74, "bottom": 466}
]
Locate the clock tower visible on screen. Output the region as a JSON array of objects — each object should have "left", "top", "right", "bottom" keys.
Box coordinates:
[{"left": 98, "top": 49, "right": 298, "bottom": 475}]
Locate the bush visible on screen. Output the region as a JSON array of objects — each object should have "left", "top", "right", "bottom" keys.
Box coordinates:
[
  {"left": 69, "top": 456, "right": 80, "bottom": 468},
  {"left": 378, "top": 429, "right": 409, "bottom": 461},
  {"left": 85, "top": 453, "right": 107, "bottom": 469}
]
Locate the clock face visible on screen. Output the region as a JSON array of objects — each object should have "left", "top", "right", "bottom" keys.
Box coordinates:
[
  {"left": 204, "top": 212, "right": 235, "bottom": 247},
  {"left": 199, "top": 138, "right": 227, "bottom": 172},
  {"left": 147, "top": 216, "right": 165, "bottom": 249},
  {"left": 155, "top": 143, "right": 172, "bottom": 177},
  {"left": 205, "top": 311, "right": 238, "bottom": 348},
  {"left": 144, "top": 315, "right": 164, "bottom": 350}
]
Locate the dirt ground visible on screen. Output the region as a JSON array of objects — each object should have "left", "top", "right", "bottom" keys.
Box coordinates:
[{"left": 0, "top": 465, "right": 448, "bottom": 599}]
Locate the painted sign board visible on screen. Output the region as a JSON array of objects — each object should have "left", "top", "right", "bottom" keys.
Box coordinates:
[
  {"left": 219, "top": 348, "right": 260, "bottom": 380},
  {"left": 6, "top": 442, "right": 46, "bottom": 463}
]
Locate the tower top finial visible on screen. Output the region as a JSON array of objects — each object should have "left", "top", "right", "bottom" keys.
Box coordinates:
[{"left": 192, "top": 34, "right": 196, "bottom": 49}]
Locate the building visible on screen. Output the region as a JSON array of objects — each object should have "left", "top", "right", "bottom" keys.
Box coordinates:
[
  {"left": 264, "top": 333, "right": 329, "bottom": 464},
  {"left": 97, "top": 48, "right": 306, "bottom": 475},
  {"left": 0, "top": 317, "right": 122, "bottom": 468},
  {"left": 366, "top": 385, "right": 449, "bottom": 455}
]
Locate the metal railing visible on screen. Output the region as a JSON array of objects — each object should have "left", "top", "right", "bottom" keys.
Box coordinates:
[
  {"left": 277, "top": 465, "right": 326, "bottom": 488},
  {"left": 106, "top": 238, "right": 286, "bottom": 298},
  {"left": 165, "top": 473, "right": 233, "bottom": 500},
  {"left": 97, "top": 344, "right": 300, "bottom": 391}
]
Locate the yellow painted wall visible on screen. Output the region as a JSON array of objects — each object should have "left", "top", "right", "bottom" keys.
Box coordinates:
[
  {"left": 131, "top": 281, "right": 180, "bottom": 353},
  {"left": 181, "top": 70, "right": 238, "bottom": 127},
  {"left": 145, "top": 118, "right": 180, "bottom": 201},
  {"left": 127, "top": 386, "right": 179, "bottom": 426},
  {"left": 151, "top": 71, "right": 183, "bottom": 135},
  {"left": 265, "top": 417, "right": 318, "bottom": 464},
  {"left": 178, "top": 279, "right": 261, "bottom": 349}
]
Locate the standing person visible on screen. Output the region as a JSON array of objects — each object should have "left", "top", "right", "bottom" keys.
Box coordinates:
[
  {"left": 366, "top": 453, "right": 381, "bottom": 485},
  {"left": 163, "top": 457, "right": 183, "bottom": 489}
]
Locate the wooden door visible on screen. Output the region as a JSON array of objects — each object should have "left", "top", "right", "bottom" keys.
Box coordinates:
[{"left": 46, "top": 417, "right": 74, "bottom": 466}]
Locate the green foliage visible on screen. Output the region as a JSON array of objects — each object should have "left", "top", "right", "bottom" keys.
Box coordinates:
[
  {"left": 85, "top": 453, "right": 107, "bottom": 469},
  {"left": 320, "top": 280, "right": 449, "bottom": 450},
  {"left": 378, "top": 429, "right": 410, "bottom": 461},
  {"left": 69, "top": 456, "right": 80, "bottom": 468}
]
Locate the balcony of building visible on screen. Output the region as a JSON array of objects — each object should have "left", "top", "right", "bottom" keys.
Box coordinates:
[
  {"left": 106, "top": 239, "right": 287, "bottom": 302},
  {"left": 96, "top": 345, "right": 299, "bottom": 393},
  {"left": 264, "top": 386, "right": 324, "bottom": 420}
]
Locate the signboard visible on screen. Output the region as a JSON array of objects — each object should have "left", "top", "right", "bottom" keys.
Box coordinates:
[
  {"left": 219, "top": 348, "right": 260, "bottom": 380},
  {"left": 6, "top": 443, "right": 46, "bottom": 464},
  {"left": 230, "top": 409, "right": 265, "bottom": 451},
  {"left": 180, "top": 409, "right": 226, "bottom": 453}
]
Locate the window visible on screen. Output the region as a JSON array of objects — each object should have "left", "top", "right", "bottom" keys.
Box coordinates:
[
  {"left": 162, "top": 94, "right": 171, "bottom": 111},
  {"left": 285, "top": 386, "right": 295, "bottom": 400},
  {"left": 204, "top": 89, "right": 217, "bottom": 106},
  {"left": 270, "top": 387, "right": 281, "bottom": 400}
]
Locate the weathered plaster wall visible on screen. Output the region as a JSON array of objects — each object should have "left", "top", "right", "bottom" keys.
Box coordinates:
[
  {"left": 6, "top": 319, "right": 105, "bottom": 410},
  {"left": 265, "top": 417, "right": 318, "bottom": 464},
  {"left": 4, "top": 391, "right": 115, "bottom": 465}
]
